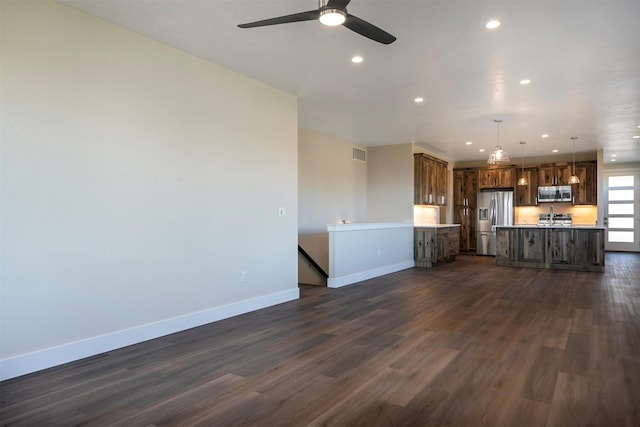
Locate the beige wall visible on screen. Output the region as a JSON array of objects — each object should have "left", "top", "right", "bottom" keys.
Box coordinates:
[
  {"left": 1, "top": 0, "right": 298, "bottom": 365},
  {"left": 367, "top": 144, "right": 414, "bottom": 223},
  {"left": 298, "top": 128, "right": 367, "bottom": 232}
]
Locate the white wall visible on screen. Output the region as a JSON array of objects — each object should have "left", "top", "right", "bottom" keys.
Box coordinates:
[
  {"left": 1, "top": 0, "right": 298, "bottom": 379},
  {"left": 327, "top": 223, "right": 414, "bottom": 288},
  {"left": 367, "top": 144, "right": 414, "bottom": 223},
  {"left": 298, "top": 128, "right": 367, "bottom": 232}
]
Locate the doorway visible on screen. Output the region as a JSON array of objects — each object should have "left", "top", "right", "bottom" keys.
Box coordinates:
[{"left": 604, "top": 171, "right": 640, "bottom": 252}]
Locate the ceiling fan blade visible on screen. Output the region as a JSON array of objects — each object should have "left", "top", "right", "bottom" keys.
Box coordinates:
[
  {"left": 326, "top": 0, "right": 352, "bottom": 8},
  {"left": 343, "top": 14, "right": 396, "bottom": 44},
  {"left": 238, "top": 10, "right": 320, "bottom": 28}
]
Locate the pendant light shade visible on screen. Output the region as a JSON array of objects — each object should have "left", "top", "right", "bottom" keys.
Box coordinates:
[
  {"left": 517, "top": 141, "right": 528, "bottom": 186},
  {"left": 569, "top": 136, "right": 580, "bottom": 184},
  {"left": 487, "top": 119, "right": 510, "bottom": 164}
]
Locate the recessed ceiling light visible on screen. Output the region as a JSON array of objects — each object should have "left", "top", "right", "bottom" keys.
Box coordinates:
[
  {"left": 351, "top": 55, "right": 363, "bottom": 63},
  {"left": 486, "top": 20, "right": 500, "bottom": 29},
  {"left": 466, "top": 141, "right": 473, "bottom": 145},
  {"left": 479, "top": 149, "right": 485, "bottom": 152},
  {"left": 552, "top": 149, "right": 559, "bottom": 153},
  {"left": 611, "top": 158, "right": 617, "bottom": 162},
  {"left": 612, "top": 154, "right": 617, "bottom": 157},
  {"left": 414, "top": 97, "right": 424, "bottom": 103},
  {"left": 541, "top": 134, "right": 549, "bottom": 138},
  {"left": 519, "top": 79, "right": 531, "bottom": 85},
  {"left": 632, "top": 135, "right": 640, "bottom": 139}
]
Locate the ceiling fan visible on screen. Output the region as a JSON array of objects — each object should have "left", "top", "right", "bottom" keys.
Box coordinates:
[{"left": 237, "top": 0, "right": 396, "bottom": 45}]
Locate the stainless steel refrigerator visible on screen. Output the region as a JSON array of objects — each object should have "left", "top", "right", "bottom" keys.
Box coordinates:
[{"left": 477, "top": 190, "right": 514, "bottom": 256}]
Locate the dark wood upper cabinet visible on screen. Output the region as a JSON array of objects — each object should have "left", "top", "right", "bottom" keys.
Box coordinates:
[
  {"left": 538, "top": 161, "right": 596, "bottom": 204},
  {"left": 454, "top": 168, "right": 478, "bottom": 207},
  {"left": 571, "top": 161, "right": 597, "bottom": 205},
  {"left": 515, "top": 167, "right": 539, "bottom": 206},
  {"left": 478, "top": 167, "right": 515, "bottom": 189},
  {"left": 538, "top": 163, "right": 571, "bottom": 186},
  {"left": 414, "top": 153, "right": 448, "bottom": 206}
]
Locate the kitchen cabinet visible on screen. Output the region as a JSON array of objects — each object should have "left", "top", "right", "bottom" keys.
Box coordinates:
[
  {"left": 414, "top": 153, "right": 448, "bottom": 206},
  {"left": 538, "top": 161, "right": 596, "bottom": 204},
  {"left": 572, "top": 227, "right": 604, "bottom": 268},
  {"left": 495, "top": 227, "right": 518, "bottom": 262},
  {"left": 478, "top": 167, "right": 515, "bottom": 189},
  {"left": 518, "top": 228, "right": 546, "bottom": 264},
  {"left": 548, "top": 228, "right": 572, "bottom": 265},
  {"left": 496, "top": 227, "right": 546, "bottom": 267},
  {"left": 454, "top": 169, "right": 478, "bottom": 207},
  {"left": 414, "top": 226, "right": 460, "bottom": 268},
  {"left": 515, "top": 167, "right": 539, "bottom": 206},
  {"left": 572, "top": 161, "right": 597, "bottom": 205},
  {"left": 538, "top": 163, "right": 571, "bottom": 186},
  {"left": 496, "top": 226, "right": 604, "bottom": 272},
  {"left": 454, "top": 206, "right": 476, "bottom": 253},
  {"left": 453, "top": 168, "right": 478, "bottom": 252}
]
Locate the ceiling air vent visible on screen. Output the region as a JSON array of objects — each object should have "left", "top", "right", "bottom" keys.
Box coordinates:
[{"left": 352, "top": 147, "right": 367, "bottom": 162}]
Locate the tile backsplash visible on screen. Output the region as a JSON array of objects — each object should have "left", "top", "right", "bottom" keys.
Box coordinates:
[
  {"left": 414, "top": 205, "right": 439, "bottom": 226},
  {"left": 515, "top": 204, "right": 597, "bottom": 225}
]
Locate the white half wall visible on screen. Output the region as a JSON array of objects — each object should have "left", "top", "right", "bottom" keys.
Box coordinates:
[
  {"left": 327, "top": 223, "right": 414, "bottom": 288},
  {"left": 1, "top": 0, "right": 298, "bottom": 380}
]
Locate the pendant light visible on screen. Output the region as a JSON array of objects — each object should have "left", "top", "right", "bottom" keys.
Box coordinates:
[
  {"left": 487, "top": 119, "right": 510, "bottom": 164},
  {"left": 568, "top": 136, "right": 580, "bottom": 184},
  {"left": 517, "top": 141, "right": 528, "bottom": 186}
]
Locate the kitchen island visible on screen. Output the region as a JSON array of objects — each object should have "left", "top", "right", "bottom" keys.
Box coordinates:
[{"left": 495, "top": 225, "right": 605, "bottom": 272}]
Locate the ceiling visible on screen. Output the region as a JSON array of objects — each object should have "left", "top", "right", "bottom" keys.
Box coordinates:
[{"left": 59, "top": 0, "right": 640, "bottom": 164}]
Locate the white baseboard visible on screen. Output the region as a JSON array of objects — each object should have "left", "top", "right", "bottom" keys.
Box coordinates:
[
  {"left": 0, "top": 288, "right": 300, "bottom": 381},
  {"left": 327, "top": 260, "right": 415, "bottom": 288}
]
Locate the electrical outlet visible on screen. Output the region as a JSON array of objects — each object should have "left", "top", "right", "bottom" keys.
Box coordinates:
[
  {"left": 241, "top": 271, "right": 248, "bottom": 283},
  {"left": 279, "top": 207, "right": 286, "bottom": 217}
]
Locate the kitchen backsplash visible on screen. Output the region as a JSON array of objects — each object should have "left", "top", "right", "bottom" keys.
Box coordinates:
[
  {"left": 515, "top": 204, "right": 597, "bottom": 225},
  {"left": 414, "top": 205, "right": 439, "bottom": 226}
]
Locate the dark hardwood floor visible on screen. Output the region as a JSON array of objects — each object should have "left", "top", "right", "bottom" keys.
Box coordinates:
[{"left": 1, "top": 253, "right": 639, "bottom": 426}]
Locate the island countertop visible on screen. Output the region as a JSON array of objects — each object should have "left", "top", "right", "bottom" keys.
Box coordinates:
[{"left": 498, "top": 224, "right": 605, "bottom": 230}]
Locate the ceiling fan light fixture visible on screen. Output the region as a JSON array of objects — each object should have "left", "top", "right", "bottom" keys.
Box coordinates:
[
  {"left": 238, "top": 0, "right": 396, "bottom": 44},
  {"left": 319, "top": 9, "right": 346, "bottom": 26}
]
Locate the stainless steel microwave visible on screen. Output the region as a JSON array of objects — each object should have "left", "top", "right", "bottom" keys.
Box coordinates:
[{"left": 538, "top": 185, "right": 572, "bottom": 203}]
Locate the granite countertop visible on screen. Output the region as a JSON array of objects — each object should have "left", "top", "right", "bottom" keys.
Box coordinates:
[
  {"left": 497, "top": 224, "right": 605, "bottom": 230},
  {"left": 414, "top": 224, "right": 461, "bottom": 228}
]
